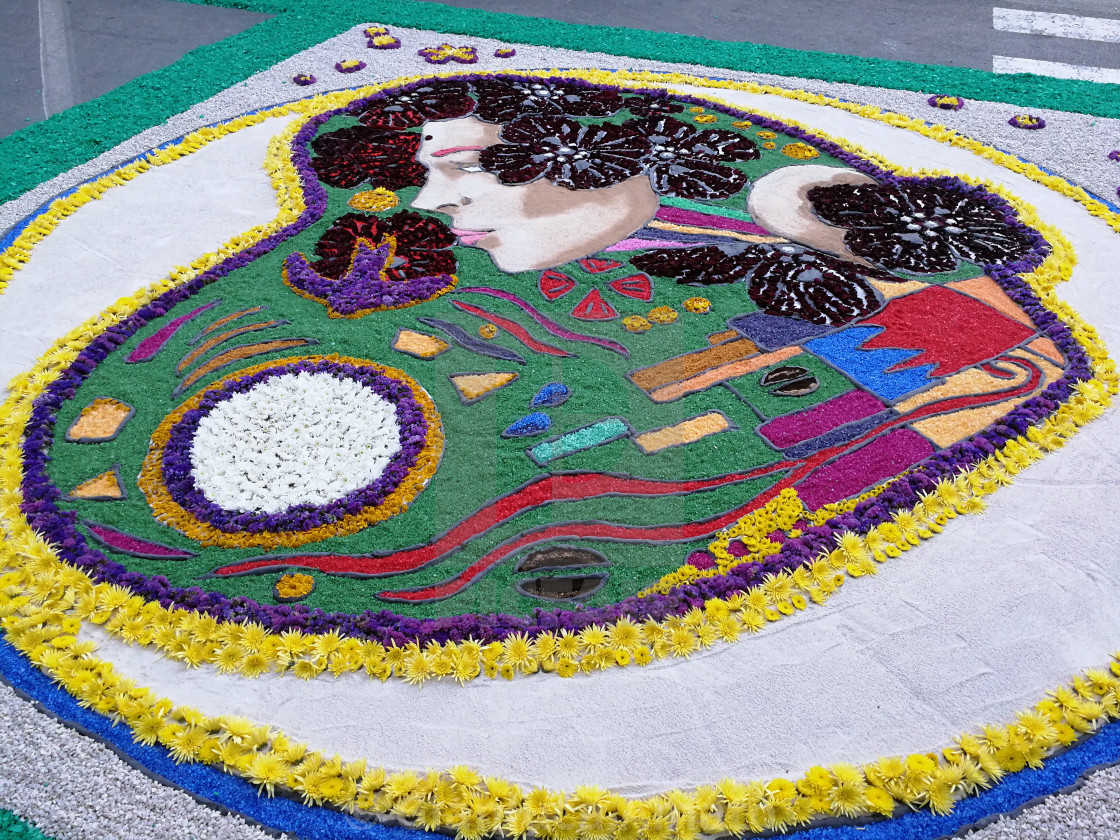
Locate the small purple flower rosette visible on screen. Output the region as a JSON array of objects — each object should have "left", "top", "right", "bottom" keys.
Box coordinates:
[
  {"left": 1008, "top": 114, "right": 1046, "bottom": 130},
  {"left": 927, "top": 95, "right": 964, "bottom": 111},
  {"left": 335, "top": 60, "right": 367, "bottom": 74},
  {"left": 494, "top": 48, "right": 517, "bottom": 58},
  {"left": 293, "top": 73, "right": 316, "bottom": 86},
  {"left": 1108, "top": 150, "right": 1120, "bottom": 162},
  {"left": 368, "top": 36, "right": 402, "bottom": 50}
]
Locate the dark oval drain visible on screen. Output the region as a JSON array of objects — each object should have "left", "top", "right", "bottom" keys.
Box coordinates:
[
  {"left": 514, "top": 545, "right": 610, "bottom": 573},
  {"left": 516, "top": 573, "right": 608, "bottom": 601},
  {"left": 760, "top": 365, "right": 819, "bottom": 397}
]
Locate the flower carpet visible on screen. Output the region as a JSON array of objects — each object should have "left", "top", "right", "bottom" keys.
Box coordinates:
[{"left": 2, "top": 3, "right": 1120, "bottom": 838}]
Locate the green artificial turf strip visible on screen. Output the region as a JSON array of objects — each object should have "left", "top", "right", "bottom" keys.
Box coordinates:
[{"left": 1, "top": 0, "right": 1118, "bottom": 209}]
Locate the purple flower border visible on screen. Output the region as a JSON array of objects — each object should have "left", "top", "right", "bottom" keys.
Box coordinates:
[
  {"left": 159, "top": 358, "right": 428, "bottom": 535},
  {"left": 16, "top": 75, "right": 1093, "bottom": 648}
]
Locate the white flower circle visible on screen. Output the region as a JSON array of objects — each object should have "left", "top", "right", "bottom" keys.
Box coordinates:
[{"left": 189, "top": 370, "right": 402, "bottom": 514}]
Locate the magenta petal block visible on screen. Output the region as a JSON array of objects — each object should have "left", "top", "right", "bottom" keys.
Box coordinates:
[
  {"left": 126, "top": 300, "right": 219, "bottom": 363},
  {"left": 84, "top": 521, "right": 198, "bottom": 559},
  {"left": 795, "top": 428, "right": 935, "bottom": 511},
  {"left": 760, "top": 390, "right": 887, "bottom": 449}
]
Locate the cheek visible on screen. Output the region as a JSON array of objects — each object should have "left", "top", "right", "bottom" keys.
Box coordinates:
[{"left": 520, "top": 180, "right": 583, "bottom": 220}]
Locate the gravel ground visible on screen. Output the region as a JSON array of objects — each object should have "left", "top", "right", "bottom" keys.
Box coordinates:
[
  {"left": 0, "top": 683, "right": 280, "bottom": 840},
  {"left": 963, "top": 763, "right": 1120, "bottom": 840},
  {"left": 1, "top": 21, "right": 1119, "bottom": 840}
]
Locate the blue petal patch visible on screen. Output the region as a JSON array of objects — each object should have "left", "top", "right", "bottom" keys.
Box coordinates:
[
  {"left": 503, "top": 412, "right": 552, "bottom": 438},
  {"left": 530, "top": 382, "right": 572, "bottom": 408},
  {"left": 806, "top": 325, "right": 939, "bottom": 402}
]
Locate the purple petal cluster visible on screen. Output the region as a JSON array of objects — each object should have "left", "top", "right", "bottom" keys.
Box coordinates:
[{"left": 285, "top": 248, "right": 455, "bottom": 316}]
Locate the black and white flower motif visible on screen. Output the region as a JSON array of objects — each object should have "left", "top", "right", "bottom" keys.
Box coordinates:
[
  {"left": 472, "top": 79, "right": 624, "bottom": 122},
  {"left": 632, "top": 243, "right": 893, "bottom": 326},
  {"left": 623, "top": 116, "right": 760, "bottom": 200},
  {"left": 807, "top": 180, "right": 1037, "bottom": 274},
  {"left": 479, "top": 115, "right": 650, "bottom": 190}
]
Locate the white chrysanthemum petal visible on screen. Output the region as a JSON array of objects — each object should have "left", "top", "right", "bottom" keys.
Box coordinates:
[{"left": 189, "top": 371, "right": 402, "bottom": 514}]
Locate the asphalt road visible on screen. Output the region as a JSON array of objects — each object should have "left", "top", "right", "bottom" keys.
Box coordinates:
[{"left": 2, "top": 0, "right": 1120, "bottom": 140}]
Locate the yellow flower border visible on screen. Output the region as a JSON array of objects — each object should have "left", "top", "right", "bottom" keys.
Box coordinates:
[
  {"left": 1, "top": 67, "right": 1120, "bottom": 836},
  {"left": 137, "top": 354, "right": 444, "bottom": 549}
]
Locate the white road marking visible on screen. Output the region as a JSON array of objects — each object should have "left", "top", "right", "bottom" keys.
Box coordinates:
[
  {"left": 37, "top": 0, "right": 76, "bottom": 117},
  {"left": 993, "top": 7, "right": 1120, "bottom": 43},
  {"left": 993, "top": 55, "right": 1120, "bottom": 84}
]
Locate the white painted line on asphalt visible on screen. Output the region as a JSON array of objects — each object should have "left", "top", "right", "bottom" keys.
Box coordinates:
[
  {"left": 37, "top": 0, "right": 76, "bottom": 118},
  {"left": 993, "top": 7, "right": 1120, "bottom": 43},
  {"left": 993, "top": 55, "right": 1120, "bottom": 84}
]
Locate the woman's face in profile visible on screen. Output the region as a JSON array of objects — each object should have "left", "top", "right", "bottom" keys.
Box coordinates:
[{"left": 411, "top": 117, "right": 660, "bottom": 273}]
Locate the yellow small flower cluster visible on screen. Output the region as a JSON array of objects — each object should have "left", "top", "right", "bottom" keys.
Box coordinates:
[
  {"left": 478, "top": 323, "right": 498, "bottom": 339},
  {"left": 621, "top": 315, "right": 651, "bottom": 333},
  {"left": 681, "top": 297, "right": 711, "bottom": 314},
  {"left": 781, "top": 142, "right": 821, "bottom": 160},
  {"left": 693, "top": 114, "right": 718, "bottom": 124},
  {"left": 347, "top": 188, "right": 400, "bottom": 212},
  {"left": 641, "top": 490, "right": 805, "bottom": 597},
  {"left": 755, "top": 130, "right": 777, "bottom": 139},
  {"left": 275, "top": 573, "right": 314, "bottom": 601},
  {"left": 647, "top": 306, "right": 678, "bottom": 325}
]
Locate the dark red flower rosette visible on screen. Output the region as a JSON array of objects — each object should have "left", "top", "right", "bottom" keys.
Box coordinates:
[
  {"left": 472, "top": 78, "right": 624, "bottom": 122},
  {"left": 739, "top": 244, "right": 885, "bottom": 325},
  {"left": 623, "top": 115, "right": 760, "bottom": 199},
  {"left": 479, "top": 115, "right": 650, "bottom": 190},
  {"left": 356, "top": 80, "right": 476, "bottom": 130},
  {"left": 309, "top": 211, "right": 456, "bottom": 280},
  {"left": 631, "top": 245, "right": 747, "bottom": 285},
  {"left": 310, "top": 126, "right": 426, "bottom": 190},
  {"left": 808, "top": 180, "right": 1037, "bottom": 274},
  {"left": 633, "top": 243, "right": 891, "bottom": 326}
]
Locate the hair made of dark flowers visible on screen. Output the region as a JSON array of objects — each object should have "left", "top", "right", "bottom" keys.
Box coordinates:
[{"left": 310, "top": 78, "right": 761, "bottom": 201}]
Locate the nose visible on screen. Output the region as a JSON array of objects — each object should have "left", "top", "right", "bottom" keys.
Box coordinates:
[{"left": 412, "top": 175, "right": 471, "bottom": 213}]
